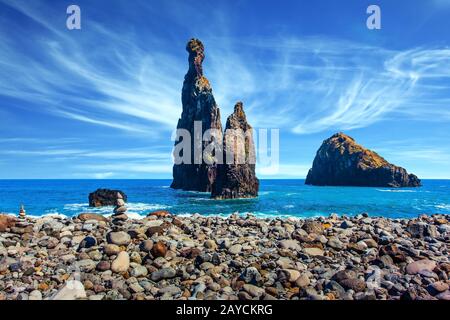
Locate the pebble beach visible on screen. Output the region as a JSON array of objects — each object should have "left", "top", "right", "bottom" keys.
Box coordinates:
[{"left": 0, "top": 211, "right": 449, "bottom": 300}]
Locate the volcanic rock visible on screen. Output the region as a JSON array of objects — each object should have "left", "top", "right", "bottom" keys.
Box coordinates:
[
  {"left": 305, "top": 133, "right": 421, "bottom": 187},
  {"left": 78, "top": 213, "right": 108, "bottom": 223},
  {"left": 212, "top": 102, "right": 259, "bottom": 199},
  {"left": 171, "top": 38, "right": 223, "bottom": 192},
  {"left": 0, "top": 214, "right": 16, "bottom": 232},
  {"left": 88, "top": 189, "right": 127, "bottom": 207}
]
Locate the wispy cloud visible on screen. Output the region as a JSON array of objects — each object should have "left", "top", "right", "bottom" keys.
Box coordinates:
[
  {"left": 0, "top": 0, "right": 182, "bottom": 135},
  {"left": 1, "top": 0, "right": 450, "bottom": 179},
  {"left": 77, "top": 162, "right": 173, "bottom": 174},
  {"left": 257, "top": 164, "right": 311, "bottom": 178},
  {"left": 92, "top": 172, "right": 115, "bottom": 179},
  {"left": 215, "top": 38, "right": 450, "bottom": 134},
  {"left": 0, "top": 147, "right": 172, "bottom": 160},
  {"left": 1, "top": 1, "right": 449, "bottom": 138}
]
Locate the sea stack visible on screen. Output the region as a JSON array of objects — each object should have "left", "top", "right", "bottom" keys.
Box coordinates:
[
  {"left": 171, "top": 38, "right": 223, "bottom": 192},
  {"left": 212, "top": 102, "right": 259, "bottom": 199},
  {"left": 305, "top": 133, "right": 421, "bottom": 187}
]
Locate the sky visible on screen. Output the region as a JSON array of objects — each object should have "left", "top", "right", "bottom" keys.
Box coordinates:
[{"left": 0, "top": 0, "right": 449, "bottom": 179}]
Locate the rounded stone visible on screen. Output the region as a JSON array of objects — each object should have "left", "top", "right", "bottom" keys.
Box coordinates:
[
  {"left": 139, "top": 240, "right": 153, "bottom": 252},
  {"left": 104, "top": 244, "right": 121, "bottom": 256},
  {"left": 130, "top": 264, "right": 148, "bottom": 278},
  {"left": 295, "top": 273, "right": 311, "bottom": 288},
  {"left": 228, "top": 244, "right": 242, "bottom": 255},
  {"left": 204, "top": 240, "right": 218, "bottom": 250},
  {"left": 151, "top": 241, "right": 167, "bottom": 258},
  {"left": 96, "top": 261, "right": 111, "bottom": 272},
  {"left": 106, "top": 231, "right": 131, "bottom": 246},
  {"left": 406, "top": 259, "right": 437, "bottom": 275},
  {"left": 111, "top": 251, "right": 130, "bottom": 273},
  {"left": 151, "top": 267, "right": 176, "bottom": 282}
]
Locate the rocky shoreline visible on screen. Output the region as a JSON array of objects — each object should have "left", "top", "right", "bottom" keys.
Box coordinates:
[{"left": 0, "top": 212, "right": 449, "bottom": 300}]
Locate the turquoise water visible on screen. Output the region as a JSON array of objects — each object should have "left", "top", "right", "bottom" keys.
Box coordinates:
[{"left": 0, "top": 179, "right": 449, "bottom": 219}]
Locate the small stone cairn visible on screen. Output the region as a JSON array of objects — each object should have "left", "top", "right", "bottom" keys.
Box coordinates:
[
  {"left": 112, "top": 192, "right": 128, "bottom": 224},
  {"left": 19, "top": 204, "right": 26, "bottom": 219}
]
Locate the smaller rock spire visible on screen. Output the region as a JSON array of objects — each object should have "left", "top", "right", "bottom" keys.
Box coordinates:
[{"left": 212, "top": 101, "right": 259, "bottom": 199}]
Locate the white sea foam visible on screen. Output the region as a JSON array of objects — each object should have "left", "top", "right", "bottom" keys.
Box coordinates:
[
  {"left": 28, "top": 212, "right": 70, "bottom": 219},
  {"left": 283, "top": 205, "right": 295, "bottom": 209},
  {"left": 376, "top": 189, "right": 416, "bottom": 193},
  {"left": 61, "top": 202, "right": 170, "bottom": 217},
  {"left": 435, "top": 204, "right": 450, "bottom": 210}
]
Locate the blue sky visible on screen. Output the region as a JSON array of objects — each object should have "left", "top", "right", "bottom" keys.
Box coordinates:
[{"left": 0, "top": 0, "right": 449, "bottom": 179}]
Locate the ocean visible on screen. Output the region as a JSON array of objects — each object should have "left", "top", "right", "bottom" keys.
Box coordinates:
[{"left": 0, "top": 179, "right": 449, "bottom": 219}]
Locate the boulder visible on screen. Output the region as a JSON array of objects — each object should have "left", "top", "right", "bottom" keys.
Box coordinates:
[
  {"left": 77, "top": 213, "right": 108, "bottom": 223},
  {"left": 0, "top": 214, "right": 16, "bottom": 232}
]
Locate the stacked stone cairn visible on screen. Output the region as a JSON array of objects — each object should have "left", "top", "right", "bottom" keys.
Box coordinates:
[
  {"left": 19, "top": 204, "right": 26, "bottom": 219},
  {"left": 112, "top": 192, "right": 128, "bottom": 224}
]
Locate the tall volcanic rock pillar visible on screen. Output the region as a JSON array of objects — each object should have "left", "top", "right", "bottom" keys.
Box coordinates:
[
  {"left": 171, "top": 39, "right": 223, "bottom": 192},
  {"left": 212, "top": 102, "right": 259, "bottom": 199}
]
